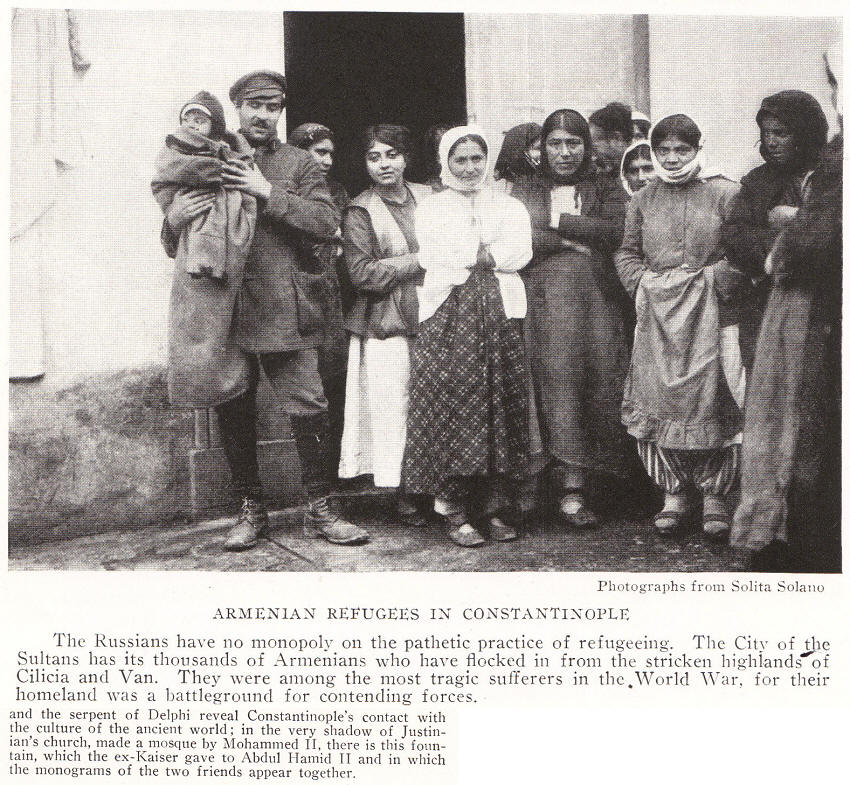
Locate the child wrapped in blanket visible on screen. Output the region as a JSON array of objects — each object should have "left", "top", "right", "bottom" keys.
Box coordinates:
[
  {"left": 151, "top": 91, "right": 258, "bottom": 410},
  {"left": 151, "top": 90, "right": 256, "bottom": 281}
]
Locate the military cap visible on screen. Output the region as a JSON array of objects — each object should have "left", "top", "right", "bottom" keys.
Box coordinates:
[{"left": 229, "top": 70, "right": 287, "bottom": 103}]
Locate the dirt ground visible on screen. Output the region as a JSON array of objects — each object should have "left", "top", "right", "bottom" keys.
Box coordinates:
[
  {"left": 8, "top": 495, "right": 746, "bottom": 572},
  {"left": 8, "top": 367, "right": 744, "bottom": 573}
]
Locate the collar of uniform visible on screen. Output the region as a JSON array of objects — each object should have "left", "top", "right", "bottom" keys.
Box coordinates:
[{"left": 238, "top": 130, "right": 281, "bottom": 154}]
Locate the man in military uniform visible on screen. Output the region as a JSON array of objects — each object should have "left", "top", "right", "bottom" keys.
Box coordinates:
[{"left": 163, "top": 71, "right": 368, "bottom": 551}]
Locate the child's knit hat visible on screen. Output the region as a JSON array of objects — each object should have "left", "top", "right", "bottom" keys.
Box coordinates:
[{"left": 180, "top": 91, "right": 226, "bottom": 140}]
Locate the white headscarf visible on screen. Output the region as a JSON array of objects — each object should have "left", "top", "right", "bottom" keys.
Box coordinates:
[
  {"left": 619, "top": 139, "right": 653, "bottom": 196},
  {"left": 415, "top": 126, "right": 532, "bottom": 322},
  {"left": 649, "top": 114, "right": 717, "bottom": 185},
  {"left": 438, "top": 125, "right": 490, "bottom": 193}
]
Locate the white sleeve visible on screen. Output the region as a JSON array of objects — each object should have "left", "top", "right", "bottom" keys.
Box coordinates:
[
  {"left": 416, "top": 195, "right": 476, "bottom": 271},
  {"left": 490, "top": 197, "right": 533, "bottom": 273}
]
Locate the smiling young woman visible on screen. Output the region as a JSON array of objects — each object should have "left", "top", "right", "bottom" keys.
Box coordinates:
[
  {"left": 338, "top": 125, "right": 432, "bottom": 524},
  {"left": 615, "top": 113, "right": 744, "bottom": 541}
]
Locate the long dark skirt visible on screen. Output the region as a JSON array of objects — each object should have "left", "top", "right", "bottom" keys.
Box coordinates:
[
  {"left": 402, "top": 266, "right": 528, "bottom": 505},
  {"left": 523, "top": 252, "right": 632, "bottom": 482},
  {"left": 317, "top": 252, "right": 349, "bottom": 476}
]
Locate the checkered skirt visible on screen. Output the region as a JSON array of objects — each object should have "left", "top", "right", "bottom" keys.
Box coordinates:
[{"left": 402, "top": 266, "right": 529, "bottom": 499}]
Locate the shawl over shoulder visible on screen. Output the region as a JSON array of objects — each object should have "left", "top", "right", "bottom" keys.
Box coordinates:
[{"left": 415, "top": 187, "right": 532, "bottom": 322}]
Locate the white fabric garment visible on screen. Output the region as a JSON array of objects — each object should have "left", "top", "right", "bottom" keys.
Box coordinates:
[
  {"left": 549, "top": 183, "right": 581, "bottom": 227},
  {"left": 438, "top": 124, "right": 490, "bottom": 192},
  {"left": 338, "top": 335, "right": 412, "bottom": 487},
  {"left": 180, "top": 103, "right": 213, "bottom": 122},
  {"left": 825, "top": 41, "right": 842, "bottom": 118},
  {"left": 648, "top": 114, "right": 721, "bottom": 185},
  {"left": 619, "top": 139, "right": 653, "bottom": 196},
  {"left": 719, "top": 324, "right": 747, "bottom": 413},
  {"left": 10, "top": 221, "right": 48, "bottom": 379},
  {"left": 11, "top": 9, "right": 88, "bottom": 380},
  {"left": 416, "top": 187, "right": 533, "bottom": 321},
  {"left": 362, "top": 189, "right": 412, "bottom": 256},
  {"left": 416, "top": 125, "right": 533, "bottom": 322}
]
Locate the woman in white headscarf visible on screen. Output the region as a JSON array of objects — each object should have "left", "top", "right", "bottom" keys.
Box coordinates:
[
  {"left": 615, "top": 113, "right": 745, "bottom": 540},
  {"left": 401, "top": 126, "right": 533, "bottom": 547}
]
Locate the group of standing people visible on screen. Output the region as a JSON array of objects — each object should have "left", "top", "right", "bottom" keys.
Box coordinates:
[{"left": 154, "top": 49, "right": 842, "bottom": 572}]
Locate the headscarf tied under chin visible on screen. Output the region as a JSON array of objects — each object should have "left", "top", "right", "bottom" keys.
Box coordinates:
[
  {"left": 439, "top": 125, "right": 490, "bottom": 193},
  {"left": 539, "top": 109, "right": 592, "bottom": 185},
  {"left": 494, "top": 122, "right": 542, "bottom": 182},
  {"left": 649, "top": 113, "right": 713, "bottom": 185}
]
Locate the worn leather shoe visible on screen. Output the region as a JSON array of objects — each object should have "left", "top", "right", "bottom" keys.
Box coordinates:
[
  {"left": 304, "top": 497, "right": 369, "bottom": 545},
  {"left": 557, "top": 494, "right": 599, "bottom": 529},
  {"left": 444, "top": 511, "right": 486, "bottom": 547},
  {"left": 487, "top": 515, "right": 518, "bottom": 542},
  {"left": 702, "top": 513, "right": 731, "bottom": 541},
  {"left": 702, "top": 495, "right": 731, "bottom": 541},
  {"left": 397, "top": 495, "right": 428, "bottom": 527},
  {"left": 653, "top": 509, "right": 686, "bottom": 537},
  {"left": 224, "top": 498, "right": 269, "bottom": 551}
]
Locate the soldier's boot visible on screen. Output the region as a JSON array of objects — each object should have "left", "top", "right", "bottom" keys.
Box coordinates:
[
  {"left": 291, "top": 412, "right": 369, "bottom": 546},
  {"left": 224, "top": 497, "right": 269, "bottom": 551}
]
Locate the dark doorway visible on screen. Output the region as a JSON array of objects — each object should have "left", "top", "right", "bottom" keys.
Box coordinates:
[{"left": 284, "top": 12, "right": 467, "bottom": 196}]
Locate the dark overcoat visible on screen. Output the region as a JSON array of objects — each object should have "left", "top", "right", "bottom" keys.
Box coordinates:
[
  {"left": 732, "top": 135, "right": 842, "bottom": 571},
  {"left": 722, "top": 163, "right": 795, "bottom": 277},
  {"left": 162, "top": 134, "right": 340, "bottom": 364},
  {"left": 233, "top": 136, "right": 340, "bottom": 352},
  {"left": 153, "top": 131, "right": 257, "bottom": 407}
]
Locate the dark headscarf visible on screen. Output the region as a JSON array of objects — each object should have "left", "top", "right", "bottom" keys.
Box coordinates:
[
  {"left": 288, "top": 122, "right": 334, "bottom": 150},
  {"left": 756, "top": 90, "right": 828, "bottom": 171},
  {"left": 494, "top": 122, "right": 542, "bottom": 182},
  {"left": 539, "top": 109, "right": 592, "bottom": 185},
  {"left": 422, "top": 124, "right": 452, "bottom": 182}
]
